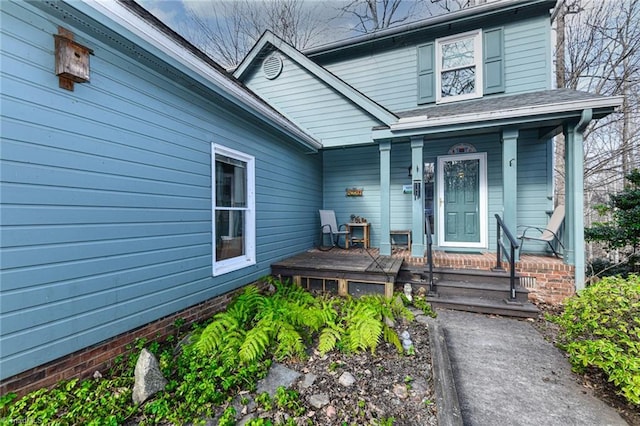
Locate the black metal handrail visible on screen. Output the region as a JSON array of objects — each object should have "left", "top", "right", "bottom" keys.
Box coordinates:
[
  {"left": 495, "top": 214, "right": 519, "bottom": 301},
  {"left": 425, "top": 219, "right": 435, "bottom": 296}
]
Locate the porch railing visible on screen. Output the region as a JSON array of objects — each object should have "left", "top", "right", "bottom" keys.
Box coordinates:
[
  {"left": 425, "top": 219, "right": 435, "bottom": 296},
  {"left": 495, "top": 214, "right": 519, "bottom": 301}
]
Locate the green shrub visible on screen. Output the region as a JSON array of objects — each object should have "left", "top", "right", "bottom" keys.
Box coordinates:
[
  {"left": 551, "top": 274, "right": 640, "bottom": 405},
  {"left": 585, "top": 169, "right": 640, "bottom": 275}
]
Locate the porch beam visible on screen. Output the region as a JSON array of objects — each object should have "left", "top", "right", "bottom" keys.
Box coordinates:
[
  {"left": 564, "top": 109, "right": 592, "bottom": 291},
  {"left": 411, "top": 136, "right": 426, "bottom": 257},
  {"left": 502, "top": 129, "right": 519, "bottom": 259},
  {"left": 379, "top": 140, "right": 392, "bottom": 256},
  {"left": 538, "top": 125, "right": 563, "bottom": 141}
]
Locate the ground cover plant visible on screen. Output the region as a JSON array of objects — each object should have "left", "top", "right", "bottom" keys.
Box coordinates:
[
  {"left": 0, "top": 277, "right": 435, "bottom": 425},
  {"left": 549, "top": 274, "right": 640, "bottom": 407}
]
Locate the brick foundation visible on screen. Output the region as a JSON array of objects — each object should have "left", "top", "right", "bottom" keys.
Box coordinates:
[
  {"left": 516, "top": 257, "right": 575, "bottom": 304},
  {"left": 0, "top": 284, "right": 262, "bottom": 399}
]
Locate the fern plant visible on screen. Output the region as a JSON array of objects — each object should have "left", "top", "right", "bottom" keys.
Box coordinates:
[
  {"left": 318, "top": 294, "right": 411, "bottom": 355},
  {"left": 197, "top": 277, "right": 336, "bottom": 365},
  {"left": 344, "top": 299, "right": 384, "bottom": 353},
  {"left": 196, "top": 285, "right": 264, "bottom": 367},
  {"left": 198, "top": 279, "right": 414, "bottom": 367}
]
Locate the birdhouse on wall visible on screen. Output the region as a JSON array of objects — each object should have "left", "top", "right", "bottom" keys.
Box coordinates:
[{"left": 54, "top": 27, "right": 93, "bottom": 91}]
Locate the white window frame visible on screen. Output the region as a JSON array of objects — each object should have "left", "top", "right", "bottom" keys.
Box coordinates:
[
  {"left": 436, "top": 30, "right": 483, "bottom": 104},
  {"left": 212, "top": 144, "right": 256, "bottom": 276}
]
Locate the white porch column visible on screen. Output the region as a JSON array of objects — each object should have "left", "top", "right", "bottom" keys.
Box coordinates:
[
  {"left": 502, "top": 129, "right": 519, "bottom": 258},
  {"left": 411, "top": 136, "right": 426, "bottom": 257},
  {"left": 379, "top": 140, "right": 392, "bottom": 255},
  {"left": 564, "top": 109, "right": 592, "bottom": 291}
]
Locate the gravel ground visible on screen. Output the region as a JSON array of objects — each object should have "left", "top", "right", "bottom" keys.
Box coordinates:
[{"left": 236, "top": 313, "right": 438, "bottom": 425}]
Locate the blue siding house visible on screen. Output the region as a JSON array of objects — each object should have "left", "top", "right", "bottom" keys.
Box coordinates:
[
  {"left": 0, "top": 0, "right": 623, "bottom": 393},
  {"left": 0, "top": 0, "right": 323, "bottom": 389},
  {"left": 234, "top": 0, "right": 622, "bottom": 290}
]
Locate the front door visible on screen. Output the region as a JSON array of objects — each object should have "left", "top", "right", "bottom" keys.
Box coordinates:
[{"left": 437, "top": 153, "right": 487, "bottom": 248}]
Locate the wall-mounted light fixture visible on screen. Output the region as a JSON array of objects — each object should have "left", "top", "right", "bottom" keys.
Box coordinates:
[{"left": 54, "top": 27, "right": 93, "bottom": 91}]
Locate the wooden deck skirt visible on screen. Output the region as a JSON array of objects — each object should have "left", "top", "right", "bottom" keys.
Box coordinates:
[{"left": 271, "top": 250, "right": 403, "bottom": 298}]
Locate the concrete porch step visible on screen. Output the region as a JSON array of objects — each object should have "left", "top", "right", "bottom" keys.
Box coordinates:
[
  {"left": 431, "top": 267, "right": 518, "bottom": 286},
  {"left": 433, "top": 279, "right": 530, "bottom": 303},
  {"left": 426, "top": 294, "right": 540, "bottom": 318},
  {"left": 399, "top": 266, "right": 536, "bottom": 318}
]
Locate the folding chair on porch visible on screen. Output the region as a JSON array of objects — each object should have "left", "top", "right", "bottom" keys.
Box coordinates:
[
  {"left": 518, "top": 205, "right": 565, "bottom": 257},
  {"left": 319, "top": 210, "right": 350, "bottom": 250}
]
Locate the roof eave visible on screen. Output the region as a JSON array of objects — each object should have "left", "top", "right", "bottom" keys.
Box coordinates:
[
  {"left": 373, "top": 96, "right": 623, "bottom": 140},
  {"left": 64, "top": 1, "right": 322, "bottom": 152},
  {"left": 234, "top": 31, "right": 398, "bottom": 126},
  {"left": 306, "top": 0, "right": 557, "bottom": 57}
]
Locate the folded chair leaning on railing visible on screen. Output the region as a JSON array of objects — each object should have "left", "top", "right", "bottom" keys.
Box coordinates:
[
  {"left": 319, "top": 209, "right": 350, "bottom": 250},
  {"left": 517, "top": 204, "right": 565, "bottom": 257}
]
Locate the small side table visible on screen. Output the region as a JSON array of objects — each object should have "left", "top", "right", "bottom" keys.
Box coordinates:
[{"left": 346, "top": 222, "right": 370, "bottom": 249}]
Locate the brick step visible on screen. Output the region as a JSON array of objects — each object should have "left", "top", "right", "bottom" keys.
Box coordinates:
[{"left": 426, "top": 295, "right": 539, "bottom": 319}]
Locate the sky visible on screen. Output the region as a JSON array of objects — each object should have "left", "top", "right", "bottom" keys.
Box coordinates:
[
  {"left": 136, "top": 0, "right": 440, "bottom": 65},
  {"left": 138, "top": 0, "right": 189, "bottom": 32}
]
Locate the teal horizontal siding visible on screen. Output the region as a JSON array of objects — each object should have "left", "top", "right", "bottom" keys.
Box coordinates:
[
  {"left": 318, "top": 16, "right": 551, "bottom": 111},
  {"left": 504, "top": 16, "right": 551, "bottom": 92},
  {"left": 322, "top": 47, "right": 417, "bottom": 112},
  {"left": 1, "top": 1, "right": 321, "bottom": 379},
  {"left": 516, "top": 131, "right": 553, "bottom": 253},
  {"left": 323, "top": 146, "right": 381, "bottom": 244},
  {"left": 244, "top": 54, "right": 380, "bottom": 147},
  {"left": 322, "top": 133, "right": 550, "bottom": 253}
]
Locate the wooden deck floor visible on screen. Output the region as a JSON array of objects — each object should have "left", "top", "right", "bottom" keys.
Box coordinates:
[
  {"left": 271, "top": 249, "right": 403, "bottom": 297},
  {"left": 271, "top": 246, "right": 571, "bottom": 301}
]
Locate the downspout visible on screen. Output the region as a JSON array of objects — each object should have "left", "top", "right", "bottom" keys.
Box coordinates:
[{"left": 576, "top": 108, "right": 592, "bottom": 134}]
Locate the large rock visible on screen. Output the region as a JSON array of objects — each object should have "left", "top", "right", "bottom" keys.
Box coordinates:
[
  {"left": 299, "top": 372, "right": 317, "bottom": 389},
  {"left": 256, "top": 363, "right": 301, "bottom": 397},
  {"left": 338, "top": 371, "right": 356, "bottom": 387},
  {"left": 132, "top": 348, "right": 167, "bottom": 404},
  {"left": 308, "top": 393, "right": 330, "bottom": 409}
]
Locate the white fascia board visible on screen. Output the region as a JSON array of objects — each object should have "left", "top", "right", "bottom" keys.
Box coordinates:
[
  {"left": 80, "top": 1, "right": 322, "bottom": 152},
  {"left": 235, "top": 32, "right": 398, "bottom": 126},
  {"left": 389, "top": 96, "right": 624, "bottom": 132},
  {"left": 233, "top": 32, "right": 275, "bottom": 79}
]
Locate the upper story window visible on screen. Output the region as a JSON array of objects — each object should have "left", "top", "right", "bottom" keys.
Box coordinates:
[
  {"left": 436, "top": 30, "right": 483, "bottom": 103},
  {"left": 417, "top": 28, "right": 504, "bottom": 105},
  {"left": 212, "top": 144, "right": 255, "bottom": 276}
]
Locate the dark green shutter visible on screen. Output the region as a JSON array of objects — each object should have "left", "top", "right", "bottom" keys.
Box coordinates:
[
  {"left": 483, "top": 27, "right": 504, "bottom": 94},
  {"left": 417, "top": 43, "right": 435, "bottom": 104}
]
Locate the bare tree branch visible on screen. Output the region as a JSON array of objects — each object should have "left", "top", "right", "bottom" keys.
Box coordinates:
[
  {"left": 554, "top": 0, "right": 640, "bottom": 230},
  {"left": 181, "top": 0, "right": 334, "bottom": 68},
  {"left": 340, "top": 0, "right": 432, "bottom": 33}
]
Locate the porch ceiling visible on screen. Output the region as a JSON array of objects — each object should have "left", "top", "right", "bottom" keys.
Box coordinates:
[{"left": 372, "top": 89, "right": 623, "bottom": 141}]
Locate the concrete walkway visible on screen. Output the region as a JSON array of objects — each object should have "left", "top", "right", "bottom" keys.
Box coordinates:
[{"left": 435, "top": 309, "right": 628, "bottom": 426}]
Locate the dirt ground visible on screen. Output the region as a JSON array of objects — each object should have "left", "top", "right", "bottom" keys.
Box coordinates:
[{"left": 249, "top": 316, "right": 438, "bottom": 425}]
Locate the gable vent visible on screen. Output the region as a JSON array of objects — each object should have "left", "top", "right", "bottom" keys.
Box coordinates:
[{"left": 263, "top": 54, "right": 283, "bottom": 80}]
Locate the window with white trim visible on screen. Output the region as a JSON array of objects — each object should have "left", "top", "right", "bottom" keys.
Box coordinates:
[
  {"left": 436, "top": 30, "right": 483, "bottom": 103},
  {"left": 212, "top": 144, "right": 255, "bottom": 276}
]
